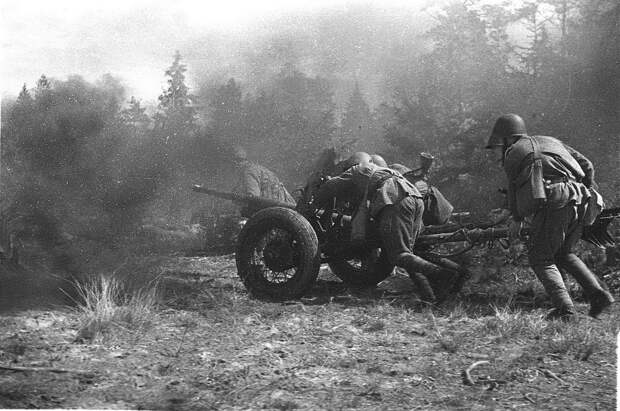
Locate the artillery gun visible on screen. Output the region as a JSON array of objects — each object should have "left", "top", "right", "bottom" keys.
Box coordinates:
[{"left": 192, "top": 177, "right": 619, "bottom": 300}]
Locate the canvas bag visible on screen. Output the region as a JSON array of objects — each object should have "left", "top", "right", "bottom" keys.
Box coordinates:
[
  {"left": 422, "top": 186, "right": 454, "bottom": 226},
  {"left": 403, "top": 171, "right": 454, "bottom": 226}
]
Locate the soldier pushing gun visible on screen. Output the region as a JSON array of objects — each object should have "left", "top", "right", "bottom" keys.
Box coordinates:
[
  {"left": 311, "top": 152, "right": 460, "bottom": 303},
  {"left": 485, "top": 113, "right": 614, "bottom": 320}
]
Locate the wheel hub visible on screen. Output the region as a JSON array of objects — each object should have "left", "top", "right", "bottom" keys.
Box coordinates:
[{"left": 263, "top": 238, "right": 295, "bottom": 272}]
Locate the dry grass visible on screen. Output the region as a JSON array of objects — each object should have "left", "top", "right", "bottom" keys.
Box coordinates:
[
  {"left": 73, "top": 274, "right": 161, "bottom": 341},
  {"left": 2, "top": 253, "right": 616, "bottom": 409},
  {"left": 477, "top": 305, "right": 548, "bottom": 341}
]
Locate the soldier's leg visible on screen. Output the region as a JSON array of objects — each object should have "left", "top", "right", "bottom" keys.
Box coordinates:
[
  {"left": 529, "top": 207, "right": 576, "bottom": 317},
  {"left": 555, "top": 209, "right": 614, "bottom": 317},
  {"left": 531, "top": 264, "right": 576, "bottom": 317},
  {"left": 396, "top": 253, "right": 436, "bottom": 302},
  {"left": 557, "top": 253, "right": 614, "bottom": 317},
  {"left": 377, "top": 198, "right": 453, "bottom": 302}
]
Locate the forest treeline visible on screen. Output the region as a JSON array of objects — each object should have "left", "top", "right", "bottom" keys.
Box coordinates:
[{"left": 1, "top": 0, "right": 618, "bottom": 235}]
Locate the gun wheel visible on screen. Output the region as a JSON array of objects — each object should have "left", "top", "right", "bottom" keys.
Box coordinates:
[
  {"left": 328, "top": 248, "right": 394, "bottom": 286},
  {"left": 236, "top": 207, "right": 320, "bottom": 300}
]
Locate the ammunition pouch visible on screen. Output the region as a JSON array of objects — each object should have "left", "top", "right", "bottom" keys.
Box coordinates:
[{"left": 513, "top": 137, "right": 549, "bottom": 217}]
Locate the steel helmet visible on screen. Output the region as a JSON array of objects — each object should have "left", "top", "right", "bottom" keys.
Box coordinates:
[
  {"left": 337, "top": 151, "right": 371, "bottom": 173},
  {"left": 370, "top": 154, "right": 388, "bottom": 167},
  {"left": 486, "top": 114, "right": 527, "bottom": 149}
]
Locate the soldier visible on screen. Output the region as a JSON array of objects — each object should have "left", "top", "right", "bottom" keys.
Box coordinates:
[
  {"left": 486, "top": 113, "right": 614, "bottom": 320},
  {"left": 313, "top": 152, "right": 457, "bottom": 303},
  {"left": 232, "top": 146, "right": 296, "bottom": 217}
]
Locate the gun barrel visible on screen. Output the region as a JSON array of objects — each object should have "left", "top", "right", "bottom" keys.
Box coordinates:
[{"left": 191, "top": 185, "right": 295, "bottom": 210}]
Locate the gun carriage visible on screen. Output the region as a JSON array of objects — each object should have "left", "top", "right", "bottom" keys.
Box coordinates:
[{"left": 192, "top": 177, "right": 618, "bottom": 301}]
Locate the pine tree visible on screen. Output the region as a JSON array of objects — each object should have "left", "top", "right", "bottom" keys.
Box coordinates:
[
  {"left": 154, "top": 51, "right": 197, "bottom": 142},
  {"left": 209, "top": 78, "right": 244, "bottom": 145},
  {"left": 120, "top": 96, "right": 150, "bottom": 130},
  {"left": 35, "top": 74, "right": 50, "bottom": 95},
  {"left": 339, "top": 82, "right": 373, "bottom": 153},
  {"left": 17, "top": 84, "right": 33, "bottom": 105}
]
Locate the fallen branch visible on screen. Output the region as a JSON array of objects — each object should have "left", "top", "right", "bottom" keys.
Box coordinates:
[
  {"left": 524, "top": 393, "right": 536, "bottom": 404},
  {"left": 462, "top": 360, "right": 490, "bottom": 385},
  {"left": 0, "top": 364, "right": 89, "bottom": 374},
  {"left": 540, "top": 368, "right": 568, "bottom": 385}
]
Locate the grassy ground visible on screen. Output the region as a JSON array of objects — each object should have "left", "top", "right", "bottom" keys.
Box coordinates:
[{"left": 0, "top": 253, "right": 617, "bottom": 410}]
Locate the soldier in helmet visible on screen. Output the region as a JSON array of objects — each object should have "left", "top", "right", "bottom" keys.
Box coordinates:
[
  {"left": 232, "top": 145, "right": 296, "bottom": 217},
  {"left": 313, "top": 152, "right": 458, "bottom": 303},
  {"left": 486, "top": 114, "right": 614, "bottom": 320}
]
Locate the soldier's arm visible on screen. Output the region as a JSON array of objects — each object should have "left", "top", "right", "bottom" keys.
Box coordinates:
[{"left": 564, "top": 143, "right": 594, "bottom": 187}]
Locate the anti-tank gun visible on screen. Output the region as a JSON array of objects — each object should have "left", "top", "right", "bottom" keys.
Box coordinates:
[{"left": 192, "top": 177, "right": 619, "bottom": 301}]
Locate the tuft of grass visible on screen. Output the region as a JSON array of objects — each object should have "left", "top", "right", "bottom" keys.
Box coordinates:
[
  {"left": 541, "top": 324, "right": 603, "bottom": 360},
  {"left": 477, "top": 305, "right": 547, "bottom": 341},
  {"left": 73, "top": 274, "right": 160, "bottom": 341}
]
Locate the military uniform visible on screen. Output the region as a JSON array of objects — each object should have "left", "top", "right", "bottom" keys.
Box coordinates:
[
  {"left": 313, "top": 161, "right": 455, "bottom": 302},
  {"left": 503, "top": 135, "right": 613, "bottom": 318},
  {"left": 389, "top": 163, "right": 429, "bottom": 196},
  {"left": 234, "top": 160, "right": 295, "bottom": 217}
]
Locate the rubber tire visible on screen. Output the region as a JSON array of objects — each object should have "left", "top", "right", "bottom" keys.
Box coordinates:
[
  {"left": 328, "top": 248, "right": 394, "bottom": 286},
  {"left": 236, "top": 207, "right": 320, "bottom": 300}
]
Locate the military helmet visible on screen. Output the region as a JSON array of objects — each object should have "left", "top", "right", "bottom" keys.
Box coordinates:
[
  {"left": 486, "top": 114, "right": 527, "bottom": 149},
  {"left": 337, "top": 151, "right": 371, "bottom": 173},
  {"left": 370, "top": 154, "right": 388, "bottom": 168},
  {"left": 232, "top": 145, "right": 248, "bottom": 161}
]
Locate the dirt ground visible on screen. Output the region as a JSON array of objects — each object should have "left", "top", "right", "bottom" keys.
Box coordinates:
[{"left": 0, "top": 254, "right": 617, "bottom": 410}]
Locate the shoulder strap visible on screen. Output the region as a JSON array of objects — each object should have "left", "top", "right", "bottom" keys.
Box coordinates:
[
  {"left": 528, "top": 136, "right": 542, "bottom": 161},
  {"left": 527, "top": 136, "right": 547, "bottom": 201},
  {"left": 362, "top": 169, "right": 377, "bottom": 199}
]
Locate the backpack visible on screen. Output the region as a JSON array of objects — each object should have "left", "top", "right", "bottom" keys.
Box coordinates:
[
  {"left": 422, "top": 186, "right": 454, "bottom": 226},
  {"left": 403, "top": 171, "right": 453, "bottom": 226}
]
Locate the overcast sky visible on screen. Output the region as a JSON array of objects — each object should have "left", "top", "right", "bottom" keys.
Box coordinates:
[{"left": 0, "top": 0, "right": 436, "bottom": 102}]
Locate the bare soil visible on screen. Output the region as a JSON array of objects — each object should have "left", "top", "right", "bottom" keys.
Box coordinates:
[{"left": 0, "top": 254, "right": 617, "bottom": 410}]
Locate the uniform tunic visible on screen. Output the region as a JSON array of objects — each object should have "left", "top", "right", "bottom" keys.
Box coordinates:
[
  {"left": 313, "top": 162, "right": 423, "bottom": 264},
  {"left": 503, "top": 135, "right": 594, "bottom": 266},
  {"left": 235, "top": 160, "right": 296, "bottom": 205}
]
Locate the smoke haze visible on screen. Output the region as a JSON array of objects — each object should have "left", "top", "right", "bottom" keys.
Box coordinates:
[
  {"left": 1, "top": 0, "right": 618, "bottom": 252},
  {"left": 1, "top": 0, "right": 438, "bottom": 103}
]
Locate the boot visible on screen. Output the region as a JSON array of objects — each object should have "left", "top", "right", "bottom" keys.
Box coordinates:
[
  {"left": 408, "top": 271, "right": 436, "bottom": 303},
  {"left": 588, "top": 289, "right": 614, "bottom": 318},
  {"left": 420, "top": 253, "right": 469, "bottom": 295},
  {"left": 558, "top": 253, "right": 604, "bottom": 300},
  {"left": 532, "top": 264, "right": 576, "bottom": 318},
  {"left": 557, "top": 253, "right": 615, "bottom": 318},
  {"left": 396, "top": 253, "right": 455, "bottom": 303}
]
